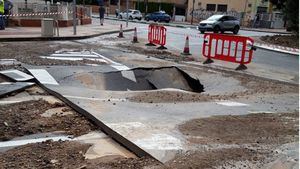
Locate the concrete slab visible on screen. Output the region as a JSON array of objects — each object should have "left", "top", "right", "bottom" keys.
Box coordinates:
[
  {"left": 0, "top": 69, "right": 34, "bottom": 81},
  {"left": 28, "top": 69, "right": 59, "bottom": 85},
  {"left": 0, "top": 82, "right": 35, "bottom": 97}
]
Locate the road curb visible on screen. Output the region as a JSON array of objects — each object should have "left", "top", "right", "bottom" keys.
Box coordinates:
[
  {"left": 0, "top": 29, "right": 134, "bottom": 42},
  {"left": 254, "top": 44, "right": 299, "bottom": 56},
  {"left": 240, "top": 28, "right": 291, "bottom": 34}
]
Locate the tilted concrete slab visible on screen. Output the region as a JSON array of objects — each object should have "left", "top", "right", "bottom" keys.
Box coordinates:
[{"left": 0, "top": 69, "right": 34, "bottom": 81}]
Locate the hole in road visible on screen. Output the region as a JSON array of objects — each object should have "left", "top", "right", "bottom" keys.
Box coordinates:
[{"left": 75, "top": 66, "right": 204, "bottom": 93}]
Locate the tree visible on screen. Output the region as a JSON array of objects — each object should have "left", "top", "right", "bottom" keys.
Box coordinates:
[
  {"left": 269, "top": 0, "right": 298, "bottom": 32},
  {"left": 284, "top": 0, "right": 298, "bottom": 32}
]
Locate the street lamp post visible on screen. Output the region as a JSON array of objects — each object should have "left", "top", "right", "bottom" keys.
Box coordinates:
[
  {"left": 191, "top": 0, "right": 195, "bottom": 25},
  {"left": 72, "top": 0, "right": 76, "bottom": 35},
  {"left": 126, "top": 0, "right": 129, "bottom": 27}
]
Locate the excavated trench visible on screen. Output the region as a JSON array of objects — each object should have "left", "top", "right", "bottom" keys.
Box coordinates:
[{"left": 74, "top": 67, "right": 204, "bottom": 93}]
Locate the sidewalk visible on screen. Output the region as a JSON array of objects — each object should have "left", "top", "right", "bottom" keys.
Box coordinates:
[{"left": 0, "top": 21, "right": 134, "bottom": 41}]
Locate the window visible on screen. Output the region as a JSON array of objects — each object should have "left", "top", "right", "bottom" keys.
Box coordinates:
[
  {"left": 217, "top": 4, "right": 227, "bottom": 12},
  {"left": 228, "top": 16, "right": 237, "bottom": 20},
  {"left": 248, "top": 3, "right": 252, "bottom": 8},
  {"left": 206, "top": 4, "right": 216, "bottom": 11}
]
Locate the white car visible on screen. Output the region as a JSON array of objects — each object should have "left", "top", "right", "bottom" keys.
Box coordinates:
[{"left": 118, "top": 9, "right": 142, "bottom": 20}]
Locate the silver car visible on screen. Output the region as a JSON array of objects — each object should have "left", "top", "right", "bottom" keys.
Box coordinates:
[{"left": 198, "top": 15, "right": 240, "bottom": 34}]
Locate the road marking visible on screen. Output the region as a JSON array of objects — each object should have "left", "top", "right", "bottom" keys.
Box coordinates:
[
  {"left": 135, "top": 134, "right": 183, "bottom": 150},
  {"left": 0, "top": 100, "right": 22, "bottom": 104},
  {"left": 0, "top": 69, "right": 34, "bottom": 81},
  {"left": 28, "top": 69, "right": 59, "bottom": 85},
  {"left": 91, "top": 52, "right": 137, "bottom": 82},
  {"left": 63, "top": 95, "right": 127, "bottom": 102},
  {"left": 40, "top": 56, "right": 107, "bottom": 63},
  {"left": 91, "top": 51, "right": 120, "bottom": 65},
  {"left": 216, "top": 101, "right": 249, "bottom": 107}
]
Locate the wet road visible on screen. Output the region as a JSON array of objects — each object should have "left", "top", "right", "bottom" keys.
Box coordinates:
[{"left": 99, "top": 18, "right": 298, "bottom": 83}]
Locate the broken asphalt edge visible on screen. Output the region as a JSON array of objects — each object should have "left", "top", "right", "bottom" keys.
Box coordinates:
[
  {"left": 183, "top": 62, "right": 299, "bottom": 86},
  {"left": 22, "top": 68, "right": 161, "bottom": 164},
  {"left": 0, "top": 29, "right": 135, "bottom": 42}
]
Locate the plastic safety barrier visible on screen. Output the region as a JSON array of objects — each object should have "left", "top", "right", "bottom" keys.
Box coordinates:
[
  {"left": 202, "top": 33, "right": 256, "bottom": 70},
  {"left": 146, "top": 24, "right": 167, "bottom": 49}
]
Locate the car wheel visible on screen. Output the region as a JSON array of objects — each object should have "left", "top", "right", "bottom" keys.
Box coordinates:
[
  {"left": 165, "top": 20, "right": 170, "bottom": 23},
  {"left": 233, "top": 26, "right": 240, "bottom": 34},
  {"left": 138, "top": 18, "right": 142, "bottom": 21},
  {"left": 119, "top": 15, "right": 122, "bottom": 19},
  {"left": 213, "top": 26, "right": 220, "bottom": 33},
  {"left": 129, "top": 16, "right": 133, "bottom": 20},
  {"left": 221, "top": 30, "right": 225, "bottom": 34},
  {"left": 200, "top": 31, "right": 205, "bottom": 34}
]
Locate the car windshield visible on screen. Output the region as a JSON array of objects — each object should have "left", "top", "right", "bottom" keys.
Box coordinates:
[{"left": 206, "top": 15, "right": 223, "bottom": 21}]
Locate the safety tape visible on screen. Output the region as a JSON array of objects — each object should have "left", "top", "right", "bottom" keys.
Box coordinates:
[{"left": 0, "top": 11, "right": 91, "bottom": 18}]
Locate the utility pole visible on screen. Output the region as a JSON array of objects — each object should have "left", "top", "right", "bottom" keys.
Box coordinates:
[
  {"left": 137, "top": 0, "right": 140, "bottom": 10},
  {"left": 72, "top": 0, "right": 76, "bottom": 35},
  {"left": 126, "top": 0, "right": 129, "bottom": 27},
  {"left": 191, "top": 0, "right": 195, "bottom": 25}
]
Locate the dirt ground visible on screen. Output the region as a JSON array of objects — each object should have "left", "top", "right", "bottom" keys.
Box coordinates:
[
  {"left": 260, "top": 35, "right": 299, "bottom": 48},
  {"left": 0, "top": 42, "right": 105, "bottom": 66},
  {"left": 0, "top": 99, "right": 96, "bottom": 141},
  {"left": 128, "top": 71, "right": 298, "bottom": 103},
  {"left": 179, "top": 112, "right": 298, "bottom": 145},
  {"left": 167, "top": 112, "right": 299, "bottom": 168},
  {"left": 118, "top": 44, "right": 195, "bottom": 62},
  {"left": 0, "top": 140, "right": 162, "bottom": 169}
]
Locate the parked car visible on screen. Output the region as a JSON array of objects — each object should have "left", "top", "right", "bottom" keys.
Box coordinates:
[
  {"left": 145, "top": 11, "right": 171, "bottom": 23},
  {"left": 118, "top": 9, "right": 142, "bottom": 20},
  {"left": 198, "top": 15, "right": 240, "bottom": 34}
]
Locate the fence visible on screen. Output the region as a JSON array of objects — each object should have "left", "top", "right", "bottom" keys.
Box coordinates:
[
  {"left": 146, "top": 24, "right": 167, "bottom": 49},
  {"left": 11, "top": 2, "right": 91, "bottom": 20},
  {"left": 202, "top": 33, "right": 255, "bottom": 70}
]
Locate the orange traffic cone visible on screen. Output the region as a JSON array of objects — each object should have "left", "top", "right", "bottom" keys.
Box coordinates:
[
  {"left": 118, "top": 24, "right": 124, "bottom": 38},
  {"left": 132, "top": 27, "right": 138, "bottom": 43},
  {"left": 181, "top": 36, "right": 191, "bottom": 55}
]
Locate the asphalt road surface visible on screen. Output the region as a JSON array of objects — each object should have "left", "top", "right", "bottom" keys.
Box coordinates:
[{"left": 99, "top": 18, "right": 298, "bottom": 83}]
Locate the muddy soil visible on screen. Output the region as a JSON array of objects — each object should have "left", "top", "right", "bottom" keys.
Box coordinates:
[
  {"left": 0, "top": 99, "right": 96, "bottom": 141},
  {"left": 128, "top": 66, "right": 298, "bottom": 103},
  {"left": 179, "top": 112, "right": 298, "bottom": 145},
  {"left": 0, "top": 42, "right": 105, "bottom": 66},
  {"left": 128, "top": 90, "right": 236, "bottom": 103},
  {"left": 165, "top": 148, "right": 268, "bottom": 169},
  {"left": 260, "top": 35, "right": 299, "bottom": 48},
  {"left": 0, "top": 140, "right": 90, "bottom": 169},
  {"left": 0, "top": 140, "right": 162, "bottom": 169},
  {"left": 118, "top": 44, "right": 194, "bottom": 62}
]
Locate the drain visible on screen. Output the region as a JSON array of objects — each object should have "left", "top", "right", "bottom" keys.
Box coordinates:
[{"left": 74, "top": 66, "right": 204, "bottom": 93}]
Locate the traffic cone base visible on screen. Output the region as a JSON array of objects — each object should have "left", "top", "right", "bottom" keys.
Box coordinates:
[
  {"left": 132, "top": 27, "right": 139, "bottom": 43},
  {"left": 181, "top": 36, "right": 191, "bottom": 55},
  {"left": 118, "top": 24, "right": 124, "bottom": 38}
]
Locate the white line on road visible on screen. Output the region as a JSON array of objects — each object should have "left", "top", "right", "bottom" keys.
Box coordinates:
[
  {"left": 216, "top": 101, "right": 249, "bottom": 107},
  {"left": 28, "top": 69, "right": 59, "bottom": 85}
]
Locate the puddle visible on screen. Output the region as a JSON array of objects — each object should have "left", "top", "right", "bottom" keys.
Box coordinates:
[{"left": 70, "top": 67, "right": 204, "bottom": 93}]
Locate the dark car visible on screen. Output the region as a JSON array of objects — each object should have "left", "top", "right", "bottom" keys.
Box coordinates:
[{"left": 145, "top": 11, "right": 171, "bottom": 23}]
